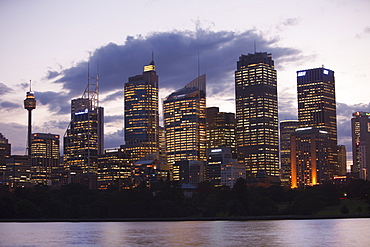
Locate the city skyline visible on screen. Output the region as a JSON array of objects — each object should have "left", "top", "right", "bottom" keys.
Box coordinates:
[{"left": 1, "top": 0, "right": 370, "bottom": 168}]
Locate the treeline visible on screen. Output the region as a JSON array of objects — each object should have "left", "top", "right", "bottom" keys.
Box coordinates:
[{"left": 0, "top": 178, "right": 370, "bottom": 219}]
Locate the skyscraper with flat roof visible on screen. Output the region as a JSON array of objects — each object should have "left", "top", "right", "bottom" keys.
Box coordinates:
[
  {"left": 206, "top": 107, "right": 236, "bottom": 159},
  {"left": 290, "top": 127, "right": 329, "bottom": 188},
  {"left": 351, "top": 111, "right": 370, "bottom": 180},
  {"left": 124, "top": 60, "right": 159, "bottom": 162},
  {"left": 163, "top": 74, "right": 206, "bottom": 180},
  {"left": 0, "top": 133, "right": 11, "bottom": 180},
  {"left": 31, "top": 133, "right": 60, "bottom": 185},
  {"left": 235, "top": 52, "right": 279, "bottom": 177},
  {"left": 297, "top": 67, "right": 338, "bottom": 177}
]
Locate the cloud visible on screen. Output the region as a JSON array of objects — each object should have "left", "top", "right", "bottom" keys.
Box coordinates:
[
  {"left": 49, "top": 29, "right": 304, "bottom": 103},
  {"left": 102, "top": 90, "right": 123, "bottom": 103},
  {"left": 0, "top": 82, "right": 14, "bottom": 95},
  {"left": 355, "top": 26, "right": 370, "bottom": 39},
  {"left": 45, "top": 70, "right": 60, "bottom": 80},
  {"left": 104, "top": 129, "right": 124, "bottom": 149},
  {"left": 104, "top": 115, "right": 123, "bottom": 125},
  {"left": 0, "top": 100, "right": 22, "bottom": 111},
  {"left": 35, "top": 91, "right": 71, "bottom": 115}
]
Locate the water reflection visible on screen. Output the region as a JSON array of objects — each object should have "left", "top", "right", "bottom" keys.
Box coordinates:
[{"left": 0, "top": 219, "right": 369, "bottom": 246}]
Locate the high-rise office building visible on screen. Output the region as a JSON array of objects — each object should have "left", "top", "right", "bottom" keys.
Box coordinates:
[
  {"left": 6, "top": 155, "right": 31, "bottom": 188},
  {"left": 351, "top": 111, "right": 370, "bottom": 180},
  {"left": 124, "top": 60, "right": 159, "bottom": 162},
  {"left": 297, "top": 67, "right": 338, "bottom": 178},
  {"left": 0, "top": 133, "right": 11, "bottom": 180},
  {"left": 235, "top": 52, "right": 279, "bottom": 177},
  {"left": 163, "top": 74, "right": 206, "bottom": 179},
  {"left": 98, "top": 148, "right": 133, "bottom": 190},
  {"left": 31, "top": 133, "right": 60, "bottom": 185},
  {"left": 290, "top": 127, "right": 329, "bottom": 188},
  {"left": 64, "top": 73, "right": 104, "bottom": 176},
  {"left": 206, "top": 107, "right": 236, "bottom": 158},
  {"left": 207, "top": 147, "right": 245, "bottom": 188},
  {"left": 279, "top": 120, "right": 299, "bottom": 185}
]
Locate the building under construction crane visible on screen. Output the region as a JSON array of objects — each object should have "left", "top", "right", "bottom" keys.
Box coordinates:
[{"left": 63, "top": 66, "right": 104, "bottom": 182}]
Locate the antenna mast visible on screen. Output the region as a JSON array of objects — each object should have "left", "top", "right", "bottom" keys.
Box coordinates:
[{"left": 82, "top": 54, "right": 99, "bottom": 108}]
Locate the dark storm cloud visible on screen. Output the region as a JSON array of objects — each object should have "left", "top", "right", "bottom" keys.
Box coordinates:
[
  {"left": 104, "top": 129, "right": 124, "bottom": 149},
  {"left": 0, "top": 82, "right": 13, "bottom": 95},
  {"left": 104, "top": 115, "right": 123, "bottom": 124},
  {"left": 51, "top": 29, "right": 304, "bottom": 99},
  {"left": 102, "top": 90, "right": 123, "bottom": 103},
  {"left": 0, "top": 100, "right": 21, "bottom": 110},
  {"left": 45, "top": 70, "right": 60, "bottom": 80},
  {"left": 36, "top": 91, "right": 71, "bottom": 115}
]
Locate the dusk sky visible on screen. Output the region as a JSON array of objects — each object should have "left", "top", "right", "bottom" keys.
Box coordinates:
[{"left": 1, "top": 0, "right": 369, "bottom": 166}]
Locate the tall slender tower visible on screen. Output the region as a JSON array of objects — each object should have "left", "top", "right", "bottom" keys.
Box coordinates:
[
  {"left": 64, "top": 68, "right": 104, "bottom": 174},
  {"left": 297, "top": 67, "right": 338, "bottom": 177},
  {"left": 235, "top": 52, "right": 279, "bottom": 177},
  {"left": 163, "top": 74, "right": 206, "bottom": 177},
  {"left": 24, "top": 80, "right": 36, "bottom": 157},
  {"left": 124, "top": 59, "right": 159, "bottom": 162}
]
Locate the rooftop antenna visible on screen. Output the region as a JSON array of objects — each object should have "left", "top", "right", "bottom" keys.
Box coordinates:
[{"left": 82, "top": 52, "right": 99, "bottom": 108}]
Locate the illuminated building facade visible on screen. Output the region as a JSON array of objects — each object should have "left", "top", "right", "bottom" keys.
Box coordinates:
[
  {"left": 235, "top": 52, "right": 279, "bottom": 177},
  {"left": 351, "top": 111, "right": 370, "bottom": 180},
  {"left": 163, "top": 74, "right": 207, "bottom": 179},
  {"left": 98, "top": 148, "right": 133, "bottom": 190},
  {"left": 124, "top": 60, "right": 159, "bottom": 162},
  {"left": 31, "top": 133, "right": 60, "bottom": 185},
  {"left": 290, "top": 127, "right": 329, "bottom": 188},
  {"left": 64, "top": 98, "right": 104, "bottom": 174},
  {"left": 297, "top": 67, "right": 338, "bottom": 177},
  {"left": 6, "top": 155, "right": 31, "bottom": 188},
  {"left": 207, "top": 147, "right": 245, "bottom": 188},
  {"left": 132, "top": 157, "right": 170, "bottom": 188},
  {"left": 206, "top": 107, "right": 236, "bottom": 159},
  {"left": 0, "top": 133, "right": 11, "bottom": 180},
  {"left": 279, "top": 120, "right": 299, "bottom": 185}
]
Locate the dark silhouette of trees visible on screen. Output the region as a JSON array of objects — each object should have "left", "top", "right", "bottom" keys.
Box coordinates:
[{"left": 0, "top": 178, "right": 369, "bottom": 219}]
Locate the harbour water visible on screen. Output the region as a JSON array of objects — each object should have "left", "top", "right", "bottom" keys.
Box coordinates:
[{"left": 0, "top": 218, "right": 369, "bottom": 246}]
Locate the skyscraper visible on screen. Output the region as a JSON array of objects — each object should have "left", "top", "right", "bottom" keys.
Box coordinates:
[
  {"left": 206, "top": 107, "right": 236, "bottom": 158},
  {"left": 31, "top": 133, "right": 60, "bottom": 185},
  {"left": 351, "top": 111, "right": 370, "bottom": 180},
  {"left": 163, "top": 74, "right": 206, "bottom": 179},
  {"left": 279, "top": 120, "right": 299, "bottom": 185},
  {"left": 124, "top": 60, "right": 159, "bottom": 162},
  {"left": 64, "top": 72, "right": 104, "bottom": 175},
  {"left": 24, "top": 81, "right": 36, "bottom": 158},
  {"left": 290, "top": 127, "right": 329, "bottom": 188},
  {"left": 235, "top": 52, "right": 279, "bottom": 177},
  {"left": 297, "top": 67, "right": 338, "bottom": 177},
  {"left": 0, "top": 133, "right": 11, "bottom": 180}
]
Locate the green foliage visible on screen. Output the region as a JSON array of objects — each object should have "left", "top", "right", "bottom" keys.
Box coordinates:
[{"left": 0, "top": 179, "right": 368, "bottom": 219}]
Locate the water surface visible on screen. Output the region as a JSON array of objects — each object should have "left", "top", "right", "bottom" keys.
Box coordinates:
[{"left": 1, "top": 218, "right": 369, "bottom": 246}]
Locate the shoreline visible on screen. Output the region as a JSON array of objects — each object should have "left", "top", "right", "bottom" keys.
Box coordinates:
[{"left": 1, "top": 214, "right": 369, "bottom": 223}]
